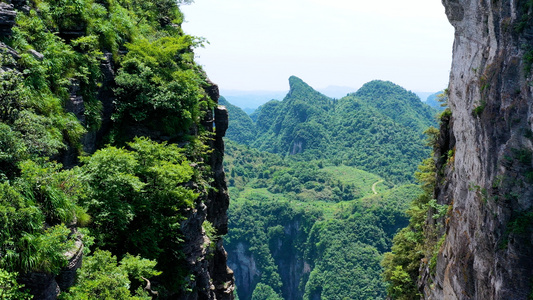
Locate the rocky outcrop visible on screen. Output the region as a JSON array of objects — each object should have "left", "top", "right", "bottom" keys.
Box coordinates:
[
  {"left": 271, "top": 220, "right": 307, "bottom": 300},
  {"left": 227, "top": 242, "right": 261, "bottom": 298},
  {"left": 420, "top": 0, "right": 533, "bottom": 298},
  {"left": 227, "top": 220, "right": 308, "bottom": 300},
  {"left": 0, "top": 2, "right": 16, "bottom": 37},
  {"left": 177, "top": 85, "right": 234, "bottom": 300},
  {"left": 18, "top": 235, "right": 84, "bottom": 300}
]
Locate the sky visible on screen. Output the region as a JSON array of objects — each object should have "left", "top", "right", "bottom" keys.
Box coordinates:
[{"left": 180, "top": 0, "right": 455, "bottom": 93}]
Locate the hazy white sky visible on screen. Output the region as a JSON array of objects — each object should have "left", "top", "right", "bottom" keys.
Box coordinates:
[{"left": 180, "top": 0, "right": 454, "bottom": 93}]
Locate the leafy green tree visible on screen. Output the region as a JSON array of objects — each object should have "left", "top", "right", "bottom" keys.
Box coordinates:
[
  {"left": 251, "top": 283, "right": 283, "bottom": 300},
  {"left": 60, "top": 250, "right": 160, "bottom": 300},
  {"left": 113, "top": 36, "right": 210, "bottom": 136},
  {"left": 0, "top": 269, "right": 31, "bottom": 300},
  {"left": 381, "top": 156, "right": 437, "bottom": 299},
  {"left": 80, "top": 137, "right": 200, "bottom": 293},
  {"left": 0, "top": 160, "right": 88, "bottom": 276}
]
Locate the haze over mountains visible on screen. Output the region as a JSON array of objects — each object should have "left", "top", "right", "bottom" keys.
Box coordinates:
[{"left": 222, "top": 83, "right": 440, "bottom": 113}]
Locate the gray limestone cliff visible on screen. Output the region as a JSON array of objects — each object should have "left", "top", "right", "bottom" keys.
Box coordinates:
[
  {"left": 420, "top": 0, "right": 533, "bottom": 298},
  {"left": 227, "top": 219, "right": 308, "bottom": 300},
  {"left": 178, "top": 91, "right": 234, "bottom": 300}
]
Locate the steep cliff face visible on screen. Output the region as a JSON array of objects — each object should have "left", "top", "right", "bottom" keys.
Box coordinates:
[
  {"left": 226, "top": 217, "right": 310, "bottom": 300},
  {"left": 178, "top": 98, "right": 234, "bottom": 300},
  {"left": 0, "top": 0, "right": 234, "bottom": 298},
  {"left": 421, "top": 0, "right": 533, "bottom": 298}
]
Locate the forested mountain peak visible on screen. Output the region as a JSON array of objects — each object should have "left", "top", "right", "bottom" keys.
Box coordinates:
[
  {"left": 223, "top": 77, "right": 438, "bottom": 183},
  {"left": 354, "top": 80, "right": 437, "bottom": 133},
  {"left": 286, "top": 76, "right": 330, "bottom": 105},
  {"left": 355, "top": 80, "right": 418, "bottom": 100},
  {"left": 222, "top": 78, "right": 435, "bottom": 298},
  {"left": 283, "top": 76, "right": 332, "bottom": 110}
]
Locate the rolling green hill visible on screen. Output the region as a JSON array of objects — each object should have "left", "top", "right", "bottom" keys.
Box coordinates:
[
  {"left": 219, "top": 96, "right": 256, "bottom": 145},
  {"left": 425, "top": 90, "right": 447, "bottom": 111},
  {"left": 353, "top": 80, "right": 437, "bottom": 133}
]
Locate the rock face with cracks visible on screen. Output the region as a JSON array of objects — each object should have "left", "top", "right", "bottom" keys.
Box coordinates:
[{"left": 420, "top": 0, "right": 533, "bottom": 299}]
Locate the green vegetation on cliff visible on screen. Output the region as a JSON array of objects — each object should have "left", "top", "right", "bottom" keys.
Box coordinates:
[
  {"left": 0, "top": 0, "right": 224, "bottom": 298},
  {"left": 382, "top": 124, "right": 450, "bottom": 300}
]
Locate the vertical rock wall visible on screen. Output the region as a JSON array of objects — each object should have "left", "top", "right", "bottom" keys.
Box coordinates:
[
  {"left": 179, "top": 86, "right": 234, "bottom": 300},
  {"left": 421, "top": 0, "right": 533, "bottom": 299}
]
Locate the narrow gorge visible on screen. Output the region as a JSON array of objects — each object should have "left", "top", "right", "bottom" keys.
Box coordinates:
[{"left": 2, "top": 0, "right": 533, "bottom": 299}]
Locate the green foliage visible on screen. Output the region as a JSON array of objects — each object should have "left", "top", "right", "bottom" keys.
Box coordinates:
[
  {"left": 0, "top": 0, "right": 219, "bottom": 296},
  {"left": 227, "top": 197, "right": 321, "bottom": 296},
  {"left": 251, "top": 77, "right": 333, "bottom": 156},
  {"left": 251, "top": 100, "right": 281, "bottom": 132},
  {"left": 225, "top": 141, "right": 365, "bottom": 203},
  {"left": 203, "top": 220, "right": 218, "bottom": 252},
  {"left": 428, "top": 234, "right": 446, "bottom": 275},
  {"left": 0, "top": 122, "right": 28, "bottom": 179},
  {"left": 382, "top": 153, "right": 440, "bottom": 299},
  {"left": 60, "top": 250, "right": 159, "bottom": 300},
  {"left": 219, "top": 96, "right": 256, "bottom": 145},
  {"left": 330, "top": 94, "right": 430, "bottom": 183},
  {"left": 354, "top": 80, "right": 437, "bottom": 134},
  {"left": 113, "top": 36, "right": 210, "bottom": 136},
  {"left": 425, "top": 91, "right": 447, "bottom": 111},
  {"left": 0, "top": 269, "right": 32, "bottom": 300},
  {"left": 0, "top": 51, "right": 83, "bottom": 171},
  {"left": 472, "top": 100, "right": 487, "bottom": 117},
  {"left": 0, "top": 63, "right": 27, "bottom": 124},
  {"left": 229, "top": 77, "right": 437, "bottom": 183},
  {"left": 18, "top": 225, "right": 74, "bottom": 274},
  {"left": 507, "top": 211, "right": 533, "bottom": 235},
  {"left": 17, "top": 160, "right": 86, "bottom": 224},
  {"left": 0, "top": 159, "right": 88, "bottom": 275},
  {"left": 223, "top": 83, "right": 431, "bottom": 298},
  {"left": 304, "top": 220, "right": 388, "bottom": 300},
  {"left": 225, "top": 137, "right": 421, "bottom": 299},
  {"left": 251, "top": 283, "right": 283, "bottom": 300},
  {"left": 80, "top": 137, "right": 201, "bottom": 293}
]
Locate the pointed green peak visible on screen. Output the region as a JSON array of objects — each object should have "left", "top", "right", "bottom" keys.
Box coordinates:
[
  {"left": 286, "top": 76, "right": 329, "bottom": 102},
  {"left": 288, "top": 76, "right": 314, "bottom": 94},
  {"left": 288, "top": 75, "right": 307, "bottom": 86}
]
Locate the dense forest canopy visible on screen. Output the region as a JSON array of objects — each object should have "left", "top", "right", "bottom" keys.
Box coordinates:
[
  {"left": 0, "top": 0, "right": 446, "bottom": 297},
  {"left": 226, "top": 76, "right": 439, "bottom": 183},
  {"left": 0, "top": 0, "right": 229, "bottom": 298},
  {"left": 221, "top": 78, "right": 442, "bottom": 299}
]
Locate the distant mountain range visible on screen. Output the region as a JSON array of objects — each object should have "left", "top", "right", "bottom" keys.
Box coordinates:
[
  {"left": 221, "top": 76, "right": 439, "bottom": 183},
  {"left": 221, "top": 86, "right": 441, "bottom": 114}
]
